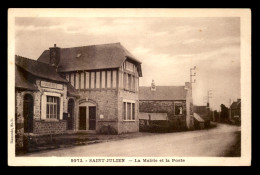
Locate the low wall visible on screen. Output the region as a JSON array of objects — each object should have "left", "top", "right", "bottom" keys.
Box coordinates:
[{"left": 34, "top": 120, "right": 67, "bottom": 134}]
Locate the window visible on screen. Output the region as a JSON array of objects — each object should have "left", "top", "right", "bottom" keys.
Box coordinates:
[
  {"left": 75, "top": 73, "right": 79, "bottom": 89},
  {"left": 101, "top": 71, "right": 106, "bottom": 88},
  {"left": 128, "top": 74, "right": 131, "bottom": 90},
  {"left": 107, "top": 71, "right": 111, "bottom": 88},
  {"left": 112, "top": 70, "right": 117, "bottom": 88},
  {"left": 80, "top": 72, "right": 84, "bottom": 89},
  {"left": 46, "top": 96, "right": 60, "bottom": 119},
  {"left": 96, "top": 71, "right": 100, "bottom": 88},
  {"left": 122, "top": 72, "right": 136, "bottom": 92},
  {"left": 70, "top": 73, "right": 75, "bottom": 87},
  {"left": 125, "top": 61, "right": 134, "bottom": 72},
  {"left": 123, "top": 101, "right": 135, "bottom": 121},
  {"left": 174, "top": 103, "right": 184, "bottom": 115},
  {"left": 132, "top": 103, "right": 135, "bottom": 120},
  {"left": 85, "top": 72, "right": 90, "bottom": 89},
  {"left": 91, "top": 72, "right": 95, "bottom": 89}
]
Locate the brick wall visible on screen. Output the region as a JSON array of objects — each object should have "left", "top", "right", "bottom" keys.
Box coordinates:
[{"left": 34, "top": 120, "right": 67, "bottom": 134}]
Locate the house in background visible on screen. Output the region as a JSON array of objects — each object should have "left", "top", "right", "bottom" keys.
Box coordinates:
[
  {"left": 193, "top": 105, "right": 211, "bottom": 128},
  {"left": 15, "top": 55, "right": 79, "bottom": 149},
  {"left": 139, "top": 80, "right": 194, "bottom": 130},
  {"left": 37, "top": 43, "right": 142, "bottom": 134},
  {"left": 229, "top": 99, "right": 241, "bottom": 124}
]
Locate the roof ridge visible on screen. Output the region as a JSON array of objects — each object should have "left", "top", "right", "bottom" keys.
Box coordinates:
[
  {"left": 15, "top": 55, "right": 53, "bottom": 67},
  {"left": 60, "top": 42, "right": 121, "bottom": 50}
]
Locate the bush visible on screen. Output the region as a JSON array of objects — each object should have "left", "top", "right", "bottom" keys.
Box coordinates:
[
  {"left": 99, "top": 125, "right": 117, "bottom": 135},
  {"left": 140, "top": 120, "right": 187, "bottom": 133}
]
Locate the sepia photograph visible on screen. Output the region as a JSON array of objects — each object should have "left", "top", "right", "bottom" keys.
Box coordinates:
[{"left": 8, "top": 8, "right": 251, "bottom": 166}]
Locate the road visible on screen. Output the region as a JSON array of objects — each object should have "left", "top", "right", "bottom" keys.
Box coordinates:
[{"left": 26, "top": 123, "right": 240, "bottom": 157}]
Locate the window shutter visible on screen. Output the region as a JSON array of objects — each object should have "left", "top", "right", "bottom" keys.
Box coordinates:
[
  {"left": 59, "top": 97, "right": 63, "bottom": 120},
  {"left": 41, "top": 94, "right": 46, "bottom": 120},
  {"left": 57, "top": 97, "right": 60, "bottom": 120}
]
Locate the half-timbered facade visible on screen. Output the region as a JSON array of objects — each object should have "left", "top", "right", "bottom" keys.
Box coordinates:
[{"left": 37, "top": 43, "right": 142, "bottom": 134}]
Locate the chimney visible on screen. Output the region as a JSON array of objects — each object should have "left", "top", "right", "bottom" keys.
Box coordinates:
[
  {"left": 49, "top": 44, "right": 61, "bottom": 67},
  {"left": 151, "top": 79, "right": 156, "bottom": 91},
  {"left": 185, "top": 82, "right": 190, "bottom": 90}
]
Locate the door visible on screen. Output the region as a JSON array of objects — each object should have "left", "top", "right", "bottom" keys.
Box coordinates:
[
  {"left": 79, "top": 106, "right": 86, "bottom": 130},
  {"left": 89, "top": 106, "right": 96, "bottom": 130},
  {"left": 67, "top": 99, "right": 74, "bottom": 130},
  {"left": 23, "top": 94, "right": 34, "bottom": 133}
]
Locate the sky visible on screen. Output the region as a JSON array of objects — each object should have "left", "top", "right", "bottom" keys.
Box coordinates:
[{"left": 15, "top": 17, "right": 241, "bottom": 110}]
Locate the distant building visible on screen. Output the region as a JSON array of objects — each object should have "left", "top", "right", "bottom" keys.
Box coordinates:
[
  {"left": 193, "top": 105, "right": 210, "bottom": 127},
  {"left": 229, "top": 99, "right": 241, "bottom": 124},
  {"left": 139, "top": 81, "right": 194, "bottom": 130}
]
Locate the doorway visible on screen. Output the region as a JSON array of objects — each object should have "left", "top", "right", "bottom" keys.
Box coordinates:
[
  {"left": 23, "top": 94, "right": 34, "bottom": 133},
  {"left": 79, "top": 106, "right": 86, "bottom": 130},
  {"left": 67, "top": 99, "right": 74, "bottom": 130},
  {"left": 89, "top": 106, "right": 96, "bottom": 130}
]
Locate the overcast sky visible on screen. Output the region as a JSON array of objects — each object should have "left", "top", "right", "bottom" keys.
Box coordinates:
[{"left": 15, "top": 17, "right": 241, "bottom": 110}]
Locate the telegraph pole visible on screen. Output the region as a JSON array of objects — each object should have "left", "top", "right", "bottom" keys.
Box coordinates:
[
  {"left": 190, "top": 66, "right": 196, "bottom": 85},
  {"left": 207, "top": 90, "right": 213, "bottom": 121},
  {"left": 190, "top": 66, "right": 196, "bottom": 97}
]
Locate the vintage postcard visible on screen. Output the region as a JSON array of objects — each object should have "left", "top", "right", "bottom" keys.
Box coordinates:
[{"left": 8, "top": 8, "right": 251, "bottom": 166}]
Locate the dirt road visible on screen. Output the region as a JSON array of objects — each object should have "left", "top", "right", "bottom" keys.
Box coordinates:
[{"left": 26, "top": 123, "right": 240, "bottom": 157}]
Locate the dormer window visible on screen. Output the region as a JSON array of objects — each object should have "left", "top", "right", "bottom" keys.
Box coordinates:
[{"left": 76, "top": 53, "right": 81, "bottom": 58}]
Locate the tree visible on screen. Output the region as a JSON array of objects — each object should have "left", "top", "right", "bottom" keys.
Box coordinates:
[{"left": 220, "top": 104, "right": 229, "bottom": 122}]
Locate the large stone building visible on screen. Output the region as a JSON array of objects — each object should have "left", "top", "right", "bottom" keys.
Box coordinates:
[
  {"left": 15, "top": 42, "right": 142, "bottom": 149},
  {"left": 139, "top": 81, "right": 194, "bottom": 130},
  {"left": 37, "top": 43, "right": 142, "bottom": 134}
]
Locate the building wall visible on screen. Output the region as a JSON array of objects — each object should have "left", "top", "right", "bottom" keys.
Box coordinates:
[
  {"left": 76, "top": 89, "right": 119, "bottom": 132},
  {"left": 73, "top": 64, "right": 140, "bottom": 134},
  {"left": 33, "top": 120, "right": 67, "bottom": 134},
  {"left": 15, "top": 79, "right": 69, "bottom": 141},
  {"left": 118, "top": 90, "right": 139, "bottom": 134},
  {"left": 139, "top": 100, "right": 186, "bottom": 129}
]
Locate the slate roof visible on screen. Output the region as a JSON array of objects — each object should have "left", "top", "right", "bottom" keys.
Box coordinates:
[
  {"left": 37, "top": 43, "right": 142, "bottom": 76},
  {"left": 67, "top": 83, "right": 80, "bottom": 97},
  {"left": 230, "top": 100, "right": 241, "bottom": 109},
  {"left": 15, "top": 65, "right": 38, "bottom": 91},
  {"left": 139, "top": 112, "right": 168, "bottom": 120},
  {"left": 139, "top": 86, "right": 187, "bottom": 101},
  {"left": 16, "top": 55, "right": 68, "bottom": 83},
  {"left": 193, "top": 113, "right": 205, "bottom": 122}
]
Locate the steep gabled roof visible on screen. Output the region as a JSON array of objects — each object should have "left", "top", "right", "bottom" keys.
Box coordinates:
[
  {"left": 139, "top": 86, "right": 187, "bottom": 101},
  {"left": 15, "top": 65, "right": 38, "bottom": 91},
  {"left": 230, "top": 100, "right": 241, "bottom": 109},
  {"left": 15, "top": 55, "right": 68, "bottom": 83},
  {"left": 37, "top": 43, "right": 142, "bottom": 76}
]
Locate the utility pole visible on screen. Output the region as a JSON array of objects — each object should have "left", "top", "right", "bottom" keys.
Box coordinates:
[
  {"left": 207, "top": 90, "right": 213, "bottom": 121},
  {"left": 190, "top": 66, "right": 196, "bottom": 92}
]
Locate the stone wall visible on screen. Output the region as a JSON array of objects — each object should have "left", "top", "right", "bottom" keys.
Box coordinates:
[
  {"left": 139, "top": 100, "right": 187, "bottom": 129},
  {"left": 118, "top": 121, "right": 139, "bottom": 134},
  {"left": 77, "top": 90, "right": 118, "bottom": 132},
  {"left": 117, "top": 90, "right": 139, "bottom": 134},
  {"left": 34, "top": 120, "right": 67, "bottom": 134}
]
